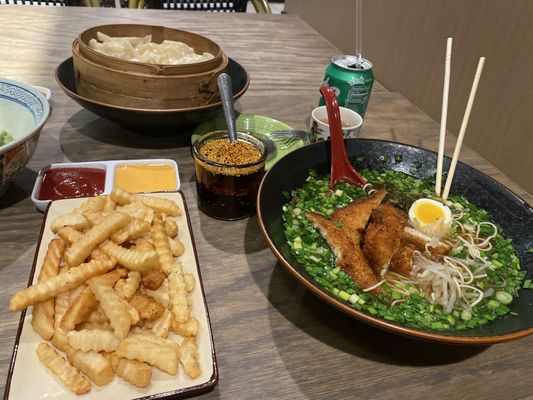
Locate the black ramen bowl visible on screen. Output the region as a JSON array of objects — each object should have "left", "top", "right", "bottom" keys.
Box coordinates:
[
  {"left": 55, "top": 57, "right": 249, "bottom": 135},
  {"left": 257, "top": 138, "right": 533, "bottom": 344}
]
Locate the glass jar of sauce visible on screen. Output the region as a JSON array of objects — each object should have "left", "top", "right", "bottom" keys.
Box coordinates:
[{"left": 192, "top": 131, "right": 267, "bottom": 220}]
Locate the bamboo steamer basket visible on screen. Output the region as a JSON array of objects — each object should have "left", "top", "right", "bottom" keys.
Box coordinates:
[
  {"left": 77, "top": 24, "right": 225, "bottom": 76},
  {"left": 72, "top": 25, "right": 229, "bottom": 109}
]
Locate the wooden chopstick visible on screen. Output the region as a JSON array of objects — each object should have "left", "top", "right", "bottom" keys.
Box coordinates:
[
  {"left": 435, "top": 37, "right": 453, "bottom": 197},
  {"left": 442, "top": 56, "right": 485, "bottom": 201}
]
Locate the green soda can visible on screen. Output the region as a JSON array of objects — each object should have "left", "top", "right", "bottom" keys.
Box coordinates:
[{"left": 319, "top": 55, "right": 374, "bottom": 118}]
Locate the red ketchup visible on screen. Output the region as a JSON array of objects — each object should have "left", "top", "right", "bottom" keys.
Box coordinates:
[{"left": 38, "top": 167, "right": 106, "bottom": 201}]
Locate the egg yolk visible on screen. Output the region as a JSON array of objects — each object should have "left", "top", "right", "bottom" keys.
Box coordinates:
[{"left": 414, "top": 202, "right": 445, "bottom": 224}]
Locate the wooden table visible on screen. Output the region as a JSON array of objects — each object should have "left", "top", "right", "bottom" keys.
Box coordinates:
[{"left": 1, "top": 6, "right": 532, "bottom": 400}]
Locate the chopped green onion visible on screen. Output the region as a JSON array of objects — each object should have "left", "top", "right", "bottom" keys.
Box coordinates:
[
  {"left": 495, "top": 291, "right": 513, "bottom": 305},
  {"left": 461, "top": 310, "right": 472, "bottom": 321}
]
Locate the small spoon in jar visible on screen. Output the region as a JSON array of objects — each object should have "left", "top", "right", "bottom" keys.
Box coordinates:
[{"left": 217, "top": 73, "right": 238, "bottom": 143}]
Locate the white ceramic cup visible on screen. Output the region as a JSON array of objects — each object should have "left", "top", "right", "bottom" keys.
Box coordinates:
[{"left": 308, "top": 106, "right": 363, "bottom": 142}]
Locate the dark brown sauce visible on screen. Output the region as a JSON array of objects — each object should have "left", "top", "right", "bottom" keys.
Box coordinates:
[{"left": 194, "top": 163, "right": 264, "bottom": 220}]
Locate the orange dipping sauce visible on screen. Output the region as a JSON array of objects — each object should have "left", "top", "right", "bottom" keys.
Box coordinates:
[
  {"left": 38, "top": 167, "right": 106, "bottom": 200},
  {"left": 114, "top": 163, "right": 177, "bottom": 193}
]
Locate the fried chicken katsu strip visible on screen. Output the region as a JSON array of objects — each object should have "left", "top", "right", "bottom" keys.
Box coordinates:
[
  {"left": 390, "top": 243, "right": 415, "bottom": 277},
  {"left": 332, "top": 188, "right": 387, "bottom": 245},
  {"left": 363, "top": 204, "right": 407, "bottom": 276},
  {"left": 305, "top": 212, "right": 383, "bottom": 295}
]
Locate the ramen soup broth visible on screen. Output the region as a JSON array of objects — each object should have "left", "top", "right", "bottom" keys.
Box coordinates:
[{"left": 282, "top": 169, "right": 525, "bottom": 332}]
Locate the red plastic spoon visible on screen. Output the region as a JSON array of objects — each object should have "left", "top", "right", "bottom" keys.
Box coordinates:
[{"left": 319, "top": 86, "right": 367, "bottom": 189}]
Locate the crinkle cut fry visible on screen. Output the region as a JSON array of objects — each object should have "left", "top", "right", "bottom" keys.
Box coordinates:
[
  {"left": 180, "top": 338, "right": 201, "bottom": 379},
  {"left": 111, "top": 353, "right": 152, "bottom": 388},
  {"left": 64, "top": 211, "right": 131, "bottom": 267},
  {"left": 10, "top": 257, "right": 116, "bottom": 311},
  {"left": 36, "top": 343, "right": 91, "bottom": 395},
  {"left": 115, "top": 336, "right": 179, "bottom": 375},
  {"left": 88, "top": 275, "right": 131, "bottom": 339},
  {"left": 151, "top": 214, "right": 179, "bottom": 275},
  {"left": 60, "top": 286, "right": 98, "bottom": 331},
  {"left": 135, "top": 194, "right": 182, "bottom": 217},
  {"left": 32, "top": 238, "right": 64, "bottom": 340},
  {"left": 99, "top": 239, "right": 157, "bottom": 272}
]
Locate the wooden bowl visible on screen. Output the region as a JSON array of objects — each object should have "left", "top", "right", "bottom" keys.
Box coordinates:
[
  {"left": 77, "top": 24, "right": 225, "bottom": 76},
  {"left": 56, "top": 57, "right": 249, "bottom": 134},
  {"left": 72, "top": 39, "right": 228, "bottom": 109}
]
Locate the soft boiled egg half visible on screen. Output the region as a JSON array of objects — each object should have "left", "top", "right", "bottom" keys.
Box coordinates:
[{"left": 408, "top": 198, "right": 452, "bottom": 238}]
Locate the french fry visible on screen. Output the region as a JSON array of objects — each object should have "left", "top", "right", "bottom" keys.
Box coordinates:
[
  {"left": 110, "top": 186, "right": 134, "bottom": 205},
  {"left": 180, "top": 338, "right": 201, "bottom": 379},
  {"left": 184, "top": 273, "right": 195, "bottom": 293},
  {"left": 151, "top": 215, "right": 178, "bottom": 275},
  {"left": 129, "top": 332, "right": 180, "bottom": 352},
  {"left": 68, "top": 283, "right": 87, "bottom": 305},
  {"left": 50, "top": 196, "right": 106, "bottom": 233},
  {"left": 75, "top": 195, "right": 107, "bottom": 215},
  {"left": 130, "top": 293, "right": 164, "bottom": 321},
  {"left": 56, "top": 226, "right": 82, "bottom": 245},
  {"left": 115, "top": 271, "right": 141, "bottom": 301},
  {"left": 172, "top": 316, "right": 199, "bottom": 338},
  {"left": 151, "top": 309, "right": 172, "bottom": 338},
  {"left": 136, "top": 195, "right": 181, "bottom": 217},
  {"left": 134, "top": 239, "right": 154, "bottom": 251},
  {"left": 77, "top": 321, "right": 112, "bottom": 331},
  {"left": 143, "top": 280, "right": 170, "bottom": 308},
  {"left": 64, "top": 212, "right": 130, "bottom": 267},
  {"left": 51, "top": 274, "right": 71, "bottom": 352},
  {"left": 115, "top": 336, "right": 179, "bottom": 375},
  {"left": 83, "top": 210, "right": 105, "bottom": 226},
  {"left": 64, "top": 345, "right": 114, "bottom": 386},
  {"left": 10, "top": 257, "right": 116, "bottom": 311},
  {"left": 168, "top": 268, "right": 189, "bottom": 323},
  {"left": 36, "top": 343, "right": 91, "bottom": 395},
  {"left": 88, "top": 276, "right": 131, "bottom": 339},
  {"left": 67, "top": 329, "right": 120, "bottom": 352},
  {"left": 60, "top": 286, "right": 98, "bottom": 331},
  {"left": 103, "top": 196, "right": 116, "bottom": 213},
  {"left": 164, "top": 217, "right": 178, "bottom": 238},
  {"left": 32, "top": 238, "right": 64, "bottom": 340},
  {"left": 123, "top": 298, "right": 140, "bottom": 325},
  {"left": 111, "top": 353, "right": 152, "bottom": 388},
  {"left": 99, "top": 267, "right": 129, "bottom": 286},
  {"left": 111, "top": 219, "right": 151, "bottom": 244},
  {"left": 87, "top": 306, "right": 110, "bottom": 325},
  {"left": 168, "top": 237, "right": 185, "bottom": 257},
  {"left": 141, "top": 263, "right": 166, "bottom": 290},
  {"left": 50, "top": 213, "right": 89, "bottom": 234},
  {"left": 99, "top": 240, "right": 157, "bottom": 272},
  {"left": 117, "top": 201, "right": 154, "bottom": 224}
]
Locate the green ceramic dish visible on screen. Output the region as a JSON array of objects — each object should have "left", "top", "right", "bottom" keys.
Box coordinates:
[{"left": 191, "top": 114, "right": 304, "bottom": 170}]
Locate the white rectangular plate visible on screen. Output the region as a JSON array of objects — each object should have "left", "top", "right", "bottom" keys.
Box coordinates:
[{"left": 5, "top": 191, "right": 217, "bottom": 399}]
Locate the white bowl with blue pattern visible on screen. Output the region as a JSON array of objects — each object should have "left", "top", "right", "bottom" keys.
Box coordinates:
[{"left": 0, "top": 78, "right": 50, "bottom": 197}]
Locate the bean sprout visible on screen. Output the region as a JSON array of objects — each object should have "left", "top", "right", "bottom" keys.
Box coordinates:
[{"left": 386, "top": 213, "right": 499, "bottom": 313}]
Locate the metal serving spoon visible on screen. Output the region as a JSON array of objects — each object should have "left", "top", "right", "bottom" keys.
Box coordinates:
[{"left": 217, "top": 73, "right": 238, "bottom": 143}]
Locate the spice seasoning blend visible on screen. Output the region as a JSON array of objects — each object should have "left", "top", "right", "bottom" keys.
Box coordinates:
[{"left": 192, "top": 132, "right": 266, "bottom": 220}]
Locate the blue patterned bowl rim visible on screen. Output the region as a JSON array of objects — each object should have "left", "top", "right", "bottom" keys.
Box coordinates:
[{"left": 0, "top": 78, "right": 51, "bottom": 153}]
